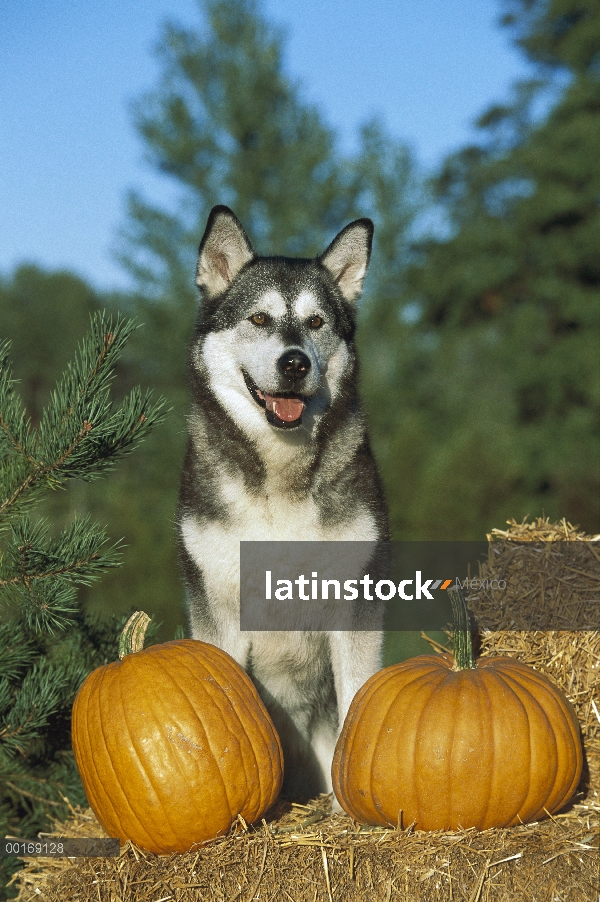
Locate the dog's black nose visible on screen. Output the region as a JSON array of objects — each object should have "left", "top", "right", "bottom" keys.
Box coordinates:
[{"left": 277, "top": 350, "right": 311, "bottom": 381}]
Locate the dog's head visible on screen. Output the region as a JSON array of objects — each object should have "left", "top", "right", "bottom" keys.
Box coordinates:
[{"left": 191, "top": 206, "right": 373, "bottom": 437}]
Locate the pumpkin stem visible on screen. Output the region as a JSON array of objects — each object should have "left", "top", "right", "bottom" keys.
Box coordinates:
[
  {"left": 448, "top": 586, "right": 476, "bottom": 670},
  {"left": 118, "top": 611, "right": 152, "bottom": 659}
]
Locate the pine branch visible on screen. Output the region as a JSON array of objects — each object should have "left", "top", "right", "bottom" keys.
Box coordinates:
[
  {"left": 0, "top": 753, "right": 87, "bottom": 820},
  {"left": 3, "top": 777, "right": 66, "bottom": 808},
  {"left": 0, "top": 311, "right": 168, "bottom": 525},
  {"left": 0, "top": 194, "right": 170, "bottom": 901},
  {"left": 4, "top": 578, "right": 78, "bottom": 636},
  {"left": 0, "top": 339, "right": 35, "bottom": 464},
  {"left": 0, "top": 659, "right": 79, "bottom": 760},
  {"left": 0, "top": 624, "right": 36, "bottom": 682},
  {"left": 0, "top": 516, "right": 121, "bottom": 634},
  {"left": 0, "top": 678, "right": 11, "bottom": 716},
  {"left": 1, "top": 515, "right": 121, "bottom": 588}
]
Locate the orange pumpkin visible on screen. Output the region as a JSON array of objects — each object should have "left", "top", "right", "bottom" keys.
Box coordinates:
[
  {"left": 332, "top": 589, "right": 583, "bottom": 831},
  {"left": 72, "top": 613, "right": 283, "bottom": 853}
]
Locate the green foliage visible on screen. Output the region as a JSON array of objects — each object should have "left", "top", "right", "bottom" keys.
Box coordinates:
[
  {"left": 2, "top": 314, "right": 157, "bottom": 502},
  {"left": 0, "top": 266, "right": 100, "bottom": 424},
  {"left": 360, "top": 0, "right": 600, "bottom": 537},
  {"left": 120, "top": 0, "right": 365, "bottom": 297},
  {"left": 0, "top": 314, "right": 165, "bottom": 897},
  {"left": 0, "top": 267, "right": 185, "bottom": 643},
  {"left": 501, "top": 0, "right": 600, "bottom": 73}
]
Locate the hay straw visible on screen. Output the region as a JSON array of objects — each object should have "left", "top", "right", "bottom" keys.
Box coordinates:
[
  {"left": 10, "top": 518, "right": 600, "bottom": 902},
  {"left": 11, "top": 800, "right": 599, "bottom": 902}
]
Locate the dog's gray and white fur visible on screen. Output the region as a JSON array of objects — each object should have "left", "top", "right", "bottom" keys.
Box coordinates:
[{"left": 177, "top": 206, "right": 389, "bottom": 802}]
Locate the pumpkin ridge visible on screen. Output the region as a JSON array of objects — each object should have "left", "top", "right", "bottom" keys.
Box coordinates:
[
  {"left": 94, "top": 666, "right": 149, "bottom": 841},
  {"left": 73, "top": 677, "right": 100, "bottom": 819},
  {"left": 472, "top": 669, "right": 498, "bottom": 830},
  {"left": 134, "top": 652, "right": 230, "bottom": 849},
  {"left": 211, "top": 646, "right": 284, "bottom": 816},
  {"left": 91, "top": 665, "right": 160, "bottom": 847},
  {"left": 199, "top": 649, "right": 267, "bottom": 818},
  {"left": 420, "top": 666, "right": 471, "bottom": 830},
  {"left": 414, "top": 677, "right": 432, "bottom": 831},
  {"left": 90, "top": 665, "right": 158, "bottom": 849},
  {"left": 334, "top": 664, "right": 403, "bottom": 821},
  {"left": 484, "top": 670, "right": 520, "bottom": 827},
  {"left": 331, "top": 671, "right": 400, "bottom": 814},
  {"left": 409, "top": 665, "right": 452, "bottom": 830},
  {"left": 153, "top": 651, "right": 241, "bottom": 846},
  {"left": 550, "top": 700, "right": 583, "bottom": 810},
  {"left": 358, "top": 663, "right": 439, "bottom": 824},
  {"left": 497, "top": 666, "right": 558, "bottom": 823},
  {"left": 332, "top": 693, "right": 357, "bottom": 815},
  {"left": 523, "top": 668, "right": 580, "bottom": 815},
  {"left": 74, "top": 669, "right": 123, "bottom": 839},
  {"left": 238, "top": 702, "right": 283, "bottom": 815},
  {"left": 476, "top": 669, "right": 497, "bottom": 830},
  {"left": 176, "top": 643, "right": 280, "bottom": 820},
  {"left": 497, "top": 665, "right": 581, "bottom": 818},
  {"left": 148, "top": 649, "right": 238, "bottom": 831},
  {"left": 95, "top": 668, "right": 146, "bottom": 841},
  {"left": 483, "top": 668, "right": 533, "bottom": 827},
  {"left": 500, "top": 659, "right": 582, "bottom": 739},
  {"left": 465, "top": 667, "right": 497, "bottom": 829},
  {"left": 369, "top": 667, "right": 421, "bottom": 825},
  {"left": 177, "top": 645, "right": 265, "bottom": 819},
  {"left": 202, "top": 645, "right": 280, "bottom": 811},
  {"left": 442, "top": 671, "right": 462, "bottom": 828},
  {"left": 117, "top": 660, "right": 184, "bottom": 849},
  {"left": 371, "top": 662, "right": 454, "bottom": 827}
]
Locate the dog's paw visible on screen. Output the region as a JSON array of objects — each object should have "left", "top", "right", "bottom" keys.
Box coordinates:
[{"left": 330, "top": 795, "right": 344, "bottom": 815}]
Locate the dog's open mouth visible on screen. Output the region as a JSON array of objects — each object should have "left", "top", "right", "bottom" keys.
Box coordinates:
[{"left": 243, "top": 370, "right": 307, "bottom": 429}]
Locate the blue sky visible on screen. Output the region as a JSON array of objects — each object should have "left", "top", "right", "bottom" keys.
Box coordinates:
[{"left": 0, "top": 0, "right": 530, "bottom": 291}]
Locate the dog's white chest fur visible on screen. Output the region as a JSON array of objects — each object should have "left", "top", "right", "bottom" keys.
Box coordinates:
[{"left": 180, "top": 469, "right": 378, "bottom": 624}]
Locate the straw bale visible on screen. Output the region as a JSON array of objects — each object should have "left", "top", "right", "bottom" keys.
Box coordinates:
[
  {"left": 10, "top": 518, "right": 600, "bottom": 902},
  {"left": 10, "top": 799, "right": 599, "bottom": 902},
  {"left": 470, "top": 517, "right": 600, "bottom": 631}
]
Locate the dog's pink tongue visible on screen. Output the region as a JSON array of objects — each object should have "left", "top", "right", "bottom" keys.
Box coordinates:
[{"left": 263, "top": 393, "right": 304, "bottom": 422}]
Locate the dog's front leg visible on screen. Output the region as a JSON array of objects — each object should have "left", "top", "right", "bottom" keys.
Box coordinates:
[
  {"left": 327, "top": 630, "right": 383, "bottom": 809},
  {"left": 329, "top": 630, "right": 383, "bottom": 729}
]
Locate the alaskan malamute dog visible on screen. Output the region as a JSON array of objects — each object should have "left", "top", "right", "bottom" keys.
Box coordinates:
[{"left": 178, "top": 206, "right": 388, "bottom": 803}]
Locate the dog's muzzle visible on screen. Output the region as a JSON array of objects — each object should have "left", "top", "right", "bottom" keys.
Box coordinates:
[{"left": 243, "top": 367, "right": 309, "bottom": 429}]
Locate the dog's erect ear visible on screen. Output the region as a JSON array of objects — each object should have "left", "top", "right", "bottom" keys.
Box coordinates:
[
  {"left": 196, "top": 206, "right": 255, "bottom": 297},
  {"left": 318, "top": 219, "right": 374, "bottom": 303}
]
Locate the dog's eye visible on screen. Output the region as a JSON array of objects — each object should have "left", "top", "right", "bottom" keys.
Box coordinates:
[
  {"left": 250, "top": 312, "right": 267, "bottom": 326},
  {"left": 307, "top": 315, "right": 323, "bottom": 330}
]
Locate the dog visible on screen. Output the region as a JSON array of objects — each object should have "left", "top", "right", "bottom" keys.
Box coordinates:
[{"left": 177, "top": 205, "right": 389, "bottom": 803}]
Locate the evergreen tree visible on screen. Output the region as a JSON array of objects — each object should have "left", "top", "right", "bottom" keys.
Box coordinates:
[
  {"left": 0, "top": 266, "right": 101, "bottom": 426},
  {"left": 0, "top": 313, "right": 165, "bottom": 896},
  {"left": 120, "top": 0, "right": 365, "bottom": 295},
  {"left": 0, "top": 264, "right": 187, "bottom": 640},
  {"left": 118, "top": 0, "right": 421, "bottom": 335},
  {"left": 364, "top": 0, "right": 600, "bottom": 537}
]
